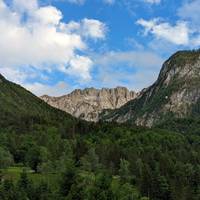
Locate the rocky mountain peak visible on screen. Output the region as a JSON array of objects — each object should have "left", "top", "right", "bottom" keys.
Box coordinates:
[
  {"left": 41, "top": 87, "right": 138, "bottom": 122},
  {"left": 157, "top": 50, "right": 200, "bottom": 86},
  {"left": 101, "top": 50, "right": 200, "bottom": 127}
]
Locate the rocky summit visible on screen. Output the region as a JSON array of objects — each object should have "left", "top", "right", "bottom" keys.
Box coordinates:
[
  {"left": 101, "top": 50, "right": 200, "bottom": 127},
  {"left": 41, "top": 87, "right": 137, "bottom": 122}
]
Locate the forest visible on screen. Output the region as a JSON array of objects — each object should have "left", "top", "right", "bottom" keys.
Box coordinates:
[
  {"left": 0, "top": 73, "right": 199, "bottom": 200},
  {"left": 0, "top": 120, "right": 199, "bottom": 200}
]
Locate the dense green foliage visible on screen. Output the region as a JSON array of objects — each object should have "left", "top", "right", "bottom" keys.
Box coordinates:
[
  {"left": 165, "top": 50, "right": 200, "bottom": 68},
  {"left": 0, "top": 73, "right": 200, "bottom": 199},
  {"left": 0, "top": 75, "right": 77, "bottom": 133},
  {"left": 1, "top": 123, "right": 199, "bottom": 200}
]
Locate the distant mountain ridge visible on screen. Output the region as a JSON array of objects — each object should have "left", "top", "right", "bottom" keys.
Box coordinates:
[
  {"left": 101, "top": 50, "right": 200, "bottom": 127},
  {"left": 41, "top": 87, "right": 138, "bottom": 122},
  {"left": 2, "top": 49, "right": 200, "bottom": 130}
]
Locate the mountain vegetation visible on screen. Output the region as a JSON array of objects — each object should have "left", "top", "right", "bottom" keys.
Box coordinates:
[
  {"left": 101, "top": 50, "right": 200, "bottom": 130},
  {"left": 0, "top": 50, "right": 200, "bottom": 200},
  {"left": 0, "top": 73, "right": 77, "bottom": 133}
]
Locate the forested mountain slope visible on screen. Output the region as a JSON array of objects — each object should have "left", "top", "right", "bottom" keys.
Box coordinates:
[
  {"left": 102, "top": 50, "right": 200, "bottom": 129},
  {"left": 0, "top": 73, "right": 79, "bottom": 134},
  {"left": 0, "top": 59, "right": 199, "bottom": 200}
]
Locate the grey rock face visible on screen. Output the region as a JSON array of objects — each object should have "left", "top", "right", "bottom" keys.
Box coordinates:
[
  {"left": 41, "top": 87, "right": 137, "bottom": 121},
  {"left": 102, "top": 50, "right": 200, "bottom": 127}
]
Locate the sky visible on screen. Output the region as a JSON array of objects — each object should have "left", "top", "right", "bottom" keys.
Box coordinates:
[{"left": 0, "top": 0, "right": 200, "bottom": 96}]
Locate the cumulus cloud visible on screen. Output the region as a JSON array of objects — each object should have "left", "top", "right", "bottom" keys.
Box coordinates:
[
  {"left": 34, "top": 6, "right": 63, "bottom": 25},
  {"left": 137, "top": 18, "right": 189, "bottom": 45},
  {"left": 65, "top": 55, "right": 93, "bottom": 81},
  {"left": 137, "top": 1, "right": 200, "bottom": 47},
  {"left": 81, "top": 18, "right": 107, "bottom": 39},
  {"left": 63, "top": 19, "right": 106, "bottom": 39},
  {"left": 0, "top": 0, "right": 106, "bottom": 88}
]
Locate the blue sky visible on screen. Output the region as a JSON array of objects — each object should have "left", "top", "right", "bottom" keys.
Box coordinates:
[{"left": 0, "top": 0, "right": 200, "bottom": 96}]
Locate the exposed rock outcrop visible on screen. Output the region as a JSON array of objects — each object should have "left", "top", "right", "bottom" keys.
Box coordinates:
[
  {"left": 41, "top": 87, "right": 137, "bottom": 121},
  {"left": 101, "top": 50, "right": 200, "bottom": 127}
]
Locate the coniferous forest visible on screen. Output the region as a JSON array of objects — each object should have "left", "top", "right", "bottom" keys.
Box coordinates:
[{"left": 0, "top": 116, "right": 200, "bottom": 200}]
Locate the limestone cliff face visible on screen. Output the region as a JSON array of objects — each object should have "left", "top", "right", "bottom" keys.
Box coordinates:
[
  {"left": 41, "top": 87, "right": 137, "bottom": 121},
  {"left": 102, "top": 50, "right": 200, "bottom": 127}
]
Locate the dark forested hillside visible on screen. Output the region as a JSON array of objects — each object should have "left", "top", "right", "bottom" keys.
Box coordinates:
[
  {"left": 0, "top": 73, "right": 79, "bottom": 134},
  {"left": 0, "top": 74, "right": 200, "bottom": 200}
]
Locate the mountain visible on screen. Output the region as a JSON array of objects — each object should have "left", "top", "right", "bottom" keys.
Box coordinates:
[
  {"left": 101, "top": 50, "right": 200, "bottom": 128},
  {"left": 41, "top": 87, "right": 137, "bottom": 122},
  {"left": 1, "top": 55, "right": 200, "bottom": 200},
  {"left": 0, "top": 73, "right": 76, "bottom": 133}
]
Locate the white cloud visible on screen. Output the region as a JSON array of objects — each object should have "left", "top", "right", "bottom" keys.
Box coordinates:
[
  {"left": 65, "top": 0, "right": 85, "bottom": 5},
  {"left": 0, "top": 0, "right": 106, "bottom": 87},
  {"left": 96, "top": 51, "right": 163, "bottom": 68},
  {"left": 178, "top": 0, "right": 200, "bottom": 23},
  {"left": 93, "top": 50, "right": 164, "bottom": 91},
  {"left": 24, "top": 81, "right": 70, "bottom": 96},
  {"left": 177, "top": 0, "right": 200, "bottom": 33},
  {"left": 65, "top": 55, "right": 93, "bottom": 81},
  {"left": 34, "top": 6, "right": 63, "bottom": 25},
  {"left": 144, "top": 0, "right": 161, "bottom": 4},
  {"left": 63, "top": 18, "right": 107, "bottom": 39},
  {"left": 1, "top": 68, "right": 31, "bottom": 84},
  {"left": 137, "top": 1, "right": 200, "bottom": 48},
  {"left": 81, "top": 18, "right": 107, "bottom": 39},
  {"left": 137, "top": 18, "right": 189, "bottom": 45},
  {"left": 13, "top": 0, "right": 38, "bottom": 11}
]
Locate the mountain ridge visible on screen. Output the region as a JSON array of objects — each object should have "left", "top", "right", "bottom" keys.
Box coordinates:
[
  {"left": 41, "top": 86, "right": 138, "bottom": 122},
  {"left": 0, "top": 73, "right": 77, "bottom": 133},
  {"left": 101, "top": 50, "right": 200, "bottom": 127}
]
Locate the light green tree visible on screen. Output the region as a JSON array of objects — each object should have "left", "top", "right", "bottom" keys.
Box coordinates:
[
  {"left": 119, "top": 158, "right": 131, "bottom": 183},
  {"left": 0, "top": 147, "right": 13, "bottom": 169}
]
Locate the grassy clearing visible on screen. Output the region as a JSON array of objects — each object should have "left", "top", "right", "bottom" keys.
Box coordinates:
[{"left": 1, "top": 167, "right": 60, "bottom": 191}]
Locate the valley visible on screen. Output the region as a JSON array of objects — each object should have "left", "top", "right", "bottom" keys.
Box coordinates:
[{"left": 0, "top": 50, "right": 200, "bottom": 200}]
